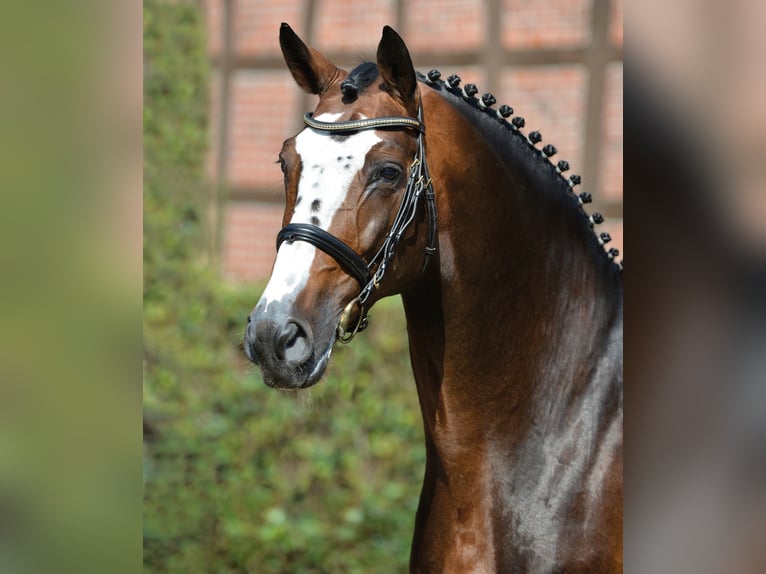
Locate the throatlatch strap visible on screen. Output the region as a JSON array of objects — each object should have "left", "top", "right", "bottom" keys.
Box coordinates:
[{"left": 277, "top": 223, "right": 372, "bottom": 287}]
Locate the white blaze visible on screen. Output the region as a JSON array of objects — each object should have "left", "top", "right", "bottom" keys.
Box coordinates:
[{"left": 259, "top": 113, "right": 382, "bottom": 306}]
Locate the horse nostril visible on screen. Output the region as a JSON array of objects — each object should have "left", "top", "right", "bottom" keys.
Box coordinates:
[
  {"left": 275, "top": 320, "right": 313, "bottom": 366},
  {"left": 244, "top": 319, "right": 258, "bottom": 361}
]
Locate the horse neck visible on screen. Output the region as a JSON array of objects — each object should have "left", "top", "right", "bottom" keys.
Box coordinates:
[{"left": 401, "top": 90, "right": 622, "bottom": 449}]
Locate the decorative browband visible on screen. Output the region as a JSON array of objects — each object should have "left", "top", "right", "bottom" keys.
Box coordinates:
[{"left": 303, "top": 113, "right": 424, "bottom": 134}]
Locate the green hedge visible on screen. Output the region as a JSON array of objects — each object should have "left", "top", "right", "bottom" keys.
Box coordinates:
[{"left": 143, "top": 2, "right": 424, "bottom": 571}]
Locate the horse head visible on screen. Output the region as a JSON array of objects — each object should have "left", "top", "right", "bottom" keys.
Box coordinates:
[{"left": 244, "top": 24, "right": 435, "bottom": 389}]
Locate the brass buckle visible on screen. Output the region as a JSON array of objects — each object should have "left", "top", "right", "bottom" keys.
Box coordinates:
[{"left": 337, "top": 297, "right": 367, "bottom": 344}]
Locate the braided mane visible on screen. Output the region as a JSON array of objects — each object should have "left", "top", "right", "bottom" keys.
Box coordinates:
[{"left": 414, "top": 68, "right": 623, "bottom": 272}]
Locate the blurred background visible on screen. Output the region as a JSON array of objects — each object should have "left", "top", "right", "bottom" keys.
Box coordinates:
[
  {"left": 9, "top": 0, "right": 766, "bottom": 572},
  {"left": 628, "top": 1, "right": 766, "bottom": 572},
  {"left": 144, "top": 0, "right": 622, "bottom": 572}
]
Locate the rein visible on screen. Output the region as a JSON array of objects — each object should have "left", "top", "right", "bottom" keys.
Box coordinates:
[{"left": 276, "top": 105, "right": 437, "bottom": 343}]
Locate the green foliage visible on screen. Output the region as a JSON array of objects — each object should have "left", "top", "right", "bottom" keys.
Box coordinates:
[
  {"left": 145, "top": 295, "right": 424, "bottom": 573},
  {"left": 143, "top": 2, "right": 424, "bottom": 572}
]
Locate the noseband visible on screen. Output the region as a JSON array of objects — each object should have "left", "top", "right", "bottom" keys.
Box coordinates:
[{"left": 276, "top": 106, "right": 437, "bottom": 343}]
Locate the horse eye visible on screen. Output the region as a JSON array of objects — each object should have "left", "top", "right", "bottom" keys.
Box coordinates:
[{"left": 379, "top": 166, "right": 400, "bottom": 181}]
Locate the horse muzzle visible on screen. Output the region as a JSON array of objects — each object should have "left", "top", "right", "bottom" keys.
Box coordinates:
[{"left": 244, "top": 302, "right": 333, "bottom": 389}]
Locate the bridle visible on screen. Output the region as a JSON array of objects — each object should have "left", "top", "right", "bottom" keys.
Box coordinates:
[{"left": 276, "top": 105, "right": 437, "bottom": 343}]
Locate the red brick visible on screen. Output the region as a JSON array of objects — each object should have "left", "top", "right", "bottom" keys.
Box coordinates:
[
  {"left": 201, "top": 0, "right": 224, "bottom": 57},
  {"left": 502, "top": 0, "right": 592, "bottom": 48},
  {"left": 405, "top": 0, "right": 486, "bottom": 52},
  {"left": 233, "top": 0, "right": 304, "bottom": 56},
  {"left": 226, "top": 70, "right": 299, "bottom": 188},
  {"left": 222, "top": 201, "right": 285, "bottom": 283},
  {"left": 599, "top": 63, "right": 622, "bottom": 202},
  {"left": 314, "top": 0, "right": 395, "bottom": 53}
]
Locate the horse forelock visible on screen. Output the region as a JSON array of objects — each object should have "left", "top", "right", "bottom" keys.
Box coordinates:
[{"left": 341, "top": 61, "right": 380, "bottom": 100}]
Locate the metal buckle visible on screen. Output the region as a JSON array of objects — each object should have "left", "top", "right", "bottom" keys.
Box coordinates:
[{"left": 337, "top": 297, "right": 367, "bottom": 344}]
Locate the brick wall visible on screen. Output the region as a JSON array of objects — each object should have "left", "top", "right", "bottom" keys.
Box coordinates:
[
  {"left": 314, "top": 0, "right": 396, "bottom": 51},
  {"left": 203, "top": 0, "right": 623, "bottom": 282},
  {"left": 502, "top": 0, "right": 591, "bottom": 47},
  {"left": 406, "top": 0, "right": 486, "bottom": 51}
]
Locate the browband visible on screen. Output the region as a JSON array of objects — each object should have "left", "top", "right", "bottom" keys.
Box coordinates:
[{"left": 303, "top": 112, "right": 425, "bottom": 134}]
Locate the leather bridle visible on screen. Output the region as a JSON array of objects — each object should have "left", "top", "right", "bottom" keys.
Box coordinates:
[{"left": 276, "top": 105, "right": 437, "bottom": 342}]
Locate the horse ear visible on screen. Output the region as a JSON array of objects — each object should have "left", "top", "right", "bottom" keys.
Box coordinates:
[
  {"left": 279, "top": 23, "right": 340, "bottom": 95},
  {"left": 376, "top": 26, "right": 418, "bottom": 106}
]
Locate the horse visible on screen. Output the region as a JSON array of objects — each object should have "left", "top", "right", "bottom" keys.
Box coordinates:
[{"left": 244, "top": 23, "right": 623, "bottom": 573}]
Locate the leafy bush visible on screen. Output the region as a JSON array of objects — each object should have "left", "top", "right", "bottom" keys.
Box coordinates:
[{"left": 143, "top": 2, "right": 424, "bottom": 572}]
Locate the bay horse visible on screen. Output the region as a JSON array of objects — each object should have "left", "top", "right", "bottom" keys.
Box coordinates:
[{"left": 244, "top": 23, "right": 623, "bottom": 573}]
